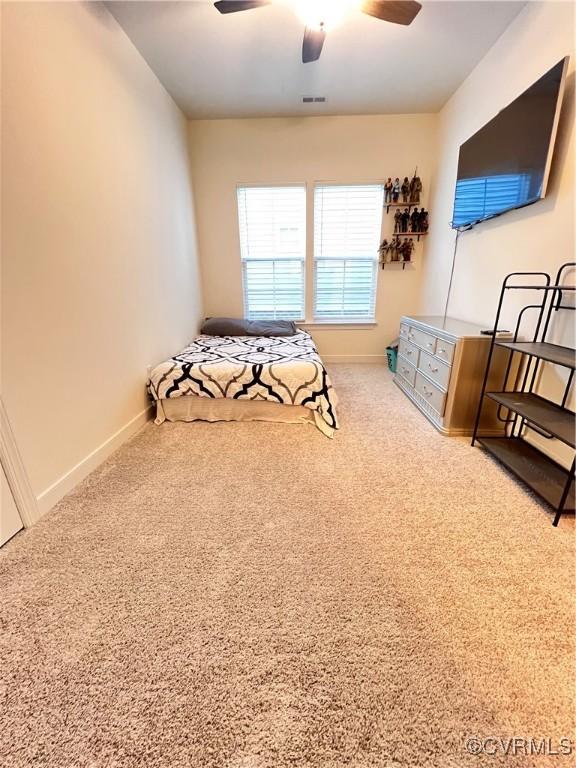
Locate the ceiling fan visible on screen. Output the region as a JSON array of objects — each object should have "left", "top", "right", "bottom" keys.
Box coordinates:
[{"left": 213, "top": 1, "right": 422, "bottom": 63}]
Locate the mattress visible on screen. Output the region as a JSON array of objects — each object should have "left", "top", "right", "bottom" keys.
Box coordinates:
[{"left": 147, "top": 330, "right": 338, "bottom": 437}]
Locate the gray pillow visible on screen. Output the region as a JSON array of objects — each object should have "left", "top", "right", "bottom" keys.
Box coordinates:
[{"left": 201, "top": 317, "right": 298, "bottom": 338}]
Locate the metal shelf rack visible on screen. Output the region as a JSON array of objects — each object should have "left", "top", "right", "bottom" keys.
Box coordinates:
[{"left": 471, "top": 262, "right": 575, "bottom": 526}]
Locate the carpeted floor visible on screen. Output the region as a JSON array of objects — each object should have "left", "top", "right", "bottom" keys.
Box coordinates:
[{"left": 1, "top": 365, "right": 574, "bottom": 768}]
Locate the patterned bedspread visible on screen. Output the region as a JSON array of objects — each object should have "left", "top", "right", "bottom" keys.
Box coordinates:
[{"left": 147, "top": 331, "right": 338, "bottom": 434}]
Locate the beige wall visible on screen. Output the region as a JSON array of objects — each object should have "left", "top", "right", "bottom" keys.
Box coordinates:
[
  {"left": 1, "top": 2, "right": 203, "bottom": 510},
  {"left": 420, "top": 0, "right": 575, "bottom": 465},
  {"left": 421, "top": 1, "right": 574, "bottom": 331},
  {"left": 189, "top": 114, "right": 437, "bottom": 359}
]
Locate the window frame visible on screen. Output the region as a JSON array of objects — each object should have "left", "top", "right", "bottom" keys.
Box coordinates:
[
  {"left": 236, "top": 183, "right": 307, "bottom": 322},
  {"left": 235, "top": 180, "right": 385, "bottom": 327},
  {"left": 312, "top": 182, "right": 384, "bottom": 324}
]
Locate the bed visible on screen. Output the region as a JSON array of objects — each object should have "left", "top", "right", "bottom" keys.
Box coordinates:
[{"left": 147, "top": 329, "right": 339, "bottom": 437}]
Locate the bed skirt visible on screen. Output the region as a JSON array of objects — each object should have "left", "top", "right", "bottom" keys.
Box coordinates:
[{"left": 154, "top": 396, "right": 334, "bottom": 438}]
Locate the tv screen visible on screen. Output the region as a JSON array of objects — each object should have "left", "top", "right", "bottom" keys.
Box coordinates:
[{"left": 451, "top": 57, "right": 568, "bottom": 229}]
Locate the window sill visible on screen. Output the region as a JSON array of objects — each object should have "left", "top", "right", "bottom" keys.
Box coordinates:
[{"left": 298, "top": 321, "right": 377, "bottom": 330}]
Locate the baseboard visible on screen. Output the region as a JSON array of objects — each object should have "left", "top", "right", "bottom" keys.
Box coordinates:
[
  {"left": 36, "top": 405, "right": 153, "bottom": 516},
  {"left": 0, "top": 398, "right": 39, "bottom": 527},
  {"left": 323, "top": 355, "right": 387, "bottom": 364}
]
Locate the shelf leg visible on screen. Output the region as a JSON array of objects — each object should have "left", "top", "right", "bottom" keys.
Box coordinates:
[
  {"left": 553, "top": 457, "right": 575, "bottom": 527},
  {"left": 561, "top": 369, "right": 574, "bottom": 408},
  {"left": 471, "top": 282, "right": 507, "bottom": 446}
]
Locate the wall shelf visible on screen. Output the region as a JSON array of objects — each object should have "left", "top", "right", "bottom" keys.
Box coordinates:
[
  {"left": 384, "top": 202, "right": 421, "bottom": 213},
  {"left": 393, "top": 231, "right": 428, "bottom": 241},
  {"left": 380, "top": 178, "right": 428, "bottom": 266},
  {"left": 382, "top": 259, "right": 412, "bottom": 270}
]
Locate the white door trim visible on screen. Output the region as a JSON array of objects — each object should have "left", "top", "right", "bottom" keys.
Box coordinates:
[{"left": 0, "top": 398, "right": 39, "bottom": 527}]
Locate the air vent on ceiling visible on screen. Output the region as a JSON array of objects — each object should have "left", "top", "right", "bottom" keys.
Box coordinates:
[{"left": 302, "top": 96, "right": 326, "bottom": 103}]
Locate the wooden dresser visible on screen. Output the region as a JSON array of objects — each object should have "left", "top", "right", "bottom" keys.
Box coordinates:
[{"left": 394, "top": 315, "right": 510, "bottom": 436}]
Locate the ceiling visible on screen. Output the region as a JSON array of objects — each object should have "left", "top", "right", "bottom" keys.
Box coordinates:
[{"left": 107, "top": 1, "right": 526, "bottom": 118}]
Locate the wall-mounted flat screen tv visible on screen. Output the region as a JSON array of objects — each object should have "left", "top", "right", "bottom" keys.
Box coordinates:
[{"left": 451, "top": 57, "right": 569, "bottom": 229}]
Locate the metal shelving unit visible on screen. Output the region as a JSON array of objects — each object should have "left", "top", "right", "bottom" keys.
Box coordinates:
[{"left": 471, "top": 263, "right": 575, "bottom": 526}]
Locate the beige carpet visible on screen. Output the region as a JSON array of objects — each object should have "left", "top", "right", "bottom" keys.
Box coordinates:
[{"left": 1, "top": 365, "right": 574, "bottom": 768}]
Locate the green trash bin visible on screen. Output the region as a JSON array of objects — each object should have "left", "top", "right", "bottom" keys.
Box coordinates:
[{"left": 386, "top": 343, "right": 398, "bottom": 373}]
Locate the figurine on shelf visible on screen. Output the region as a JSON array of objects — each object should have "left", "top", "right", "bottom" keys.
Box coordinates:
[
  {"left": 419, "top": 208, "right": 429, "bottom": 232},
  {"left": 378, "top": 238, "right": 389, "bottom": 267},
  {"left": 392, "top": 177, "right": 401, "bottom": 203},
  {"left": 401, "top": 176, "right": 410, "bottom": 203},
  {"left": 394, "top": 209, "right": 402, "bottom": 233},
  {"left": 409, "top": 175, "right": 422, "bottom": 203},
  {"left": 410, "top": 208, "right": 421, "bottom": 233},
  {"left": 384, "top": 178, "right": 393, "bottom": 204},
  {"left": 379, "top": 238, "right": 403, "bottom": 266},
  {"left": 400, "top": 207, "right": 410, "bottom": 233},
  {"left": 400, "top": 238, "right": 414, "bottom": 262}
]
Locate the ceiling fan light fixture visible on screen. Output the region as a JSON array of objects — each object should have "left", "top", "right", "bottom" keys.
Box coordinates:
[
  {"left": 290, "top": 0, "right": 362, "bottom": 31},
  {"left": 214, "top": 1, "right": 423, "bottom": 64}
]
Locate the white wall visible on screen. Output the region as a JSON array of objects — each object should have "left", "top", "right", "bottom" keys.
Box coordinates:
[
  {"left": 420, "top": 0, "right": 575, "bottom": 465},
  {"left": 189, "top": 115, "right": 437, "bottom": 360},
  {"left": 1, "top": 2, "right": 203, "bottom": 513}
]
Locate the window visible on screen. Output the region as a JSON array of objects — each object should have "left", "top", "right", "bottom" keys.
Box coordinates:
[
  {"left": 314, "top": 184, "right": 384, "bottom": 321},
  {"left": 237, "top": 185, "right": 306, "bottom": 320}
]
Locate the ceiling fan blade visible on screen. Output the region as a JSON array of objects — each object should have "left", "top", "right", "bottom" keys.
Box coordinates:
[
  {"left": 214, "top": 1, "right": 271, "bottom": 14},
  {"left": 361, "top": 1, "right": 422, "bottom": 25},
  {"left": 302, "top": 27, "right": 326, "bottom": 63}
]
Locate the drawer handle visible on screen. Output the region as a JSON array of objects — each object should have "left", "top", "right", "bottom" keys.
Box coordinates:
[
  {"left": 426, "top": 342, "right": 434, "bottom": 348},
  {"left": 423, "top": 387, "right": 433, "bottom": 397},
  {"left": 428, "top": 364, "right": 439, "bottom": 373},
  {"left": 438, "top": 348, "right": 446, "bottom": 354},
  {"left": 401, "top": 367, "right": 410, "bottom": 375},
  {"left": 405, "top": 349, "right": 412, "bottom": 355}
]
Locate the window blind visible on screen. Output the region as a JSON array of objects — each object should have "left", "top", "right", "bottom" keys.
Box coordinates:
[
  {"left": 314, "top": 184, "right": 383, "bottom": 321},
  {"left": 237, "top": 186, "right": 306, "bottom": 320}
]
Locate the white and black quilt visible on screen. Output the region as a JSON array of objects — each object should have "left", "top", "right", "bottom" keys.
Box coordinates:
[{"left": 147, "top": 331, "right": 338, "bottom": 434}]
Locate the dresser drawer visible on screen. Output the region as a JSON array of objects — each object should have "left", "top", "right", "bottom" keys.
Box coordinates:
[
  {"left": 399, "top": 323, "right": 410, "bottom": 340},
  {"left": 397, "top": 355, "right": 417, "bottom": 387},
  {"left": 398, "top": 338, "right": 419, "bottom": 366},
  {"left": 419, "top": 350, "right": 451, "bottom": 391},
  {"left": 435, "top": 339, "right": 455, "bottom": 365},
  {"left": 415, "top": 372, "right": 446, "bottom": 415},
  {"left": 409, "top": 326, "right": 436, "bottom": 354}
]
